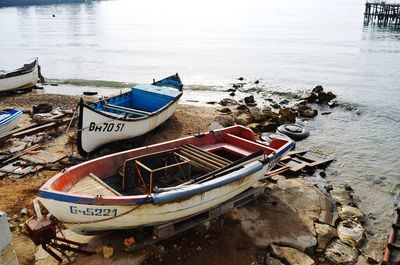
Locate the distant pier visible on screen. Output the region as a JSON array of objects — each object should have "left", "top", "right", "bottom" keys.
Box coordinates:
[{"left": 364, "top": 1, "right": 400, "bottom": 27}]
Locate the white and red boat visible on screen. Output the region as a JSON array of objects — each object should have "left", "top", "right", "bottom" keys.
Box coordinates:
[{"left": 38, "top": 125, "right": 294, "bottom": 234}]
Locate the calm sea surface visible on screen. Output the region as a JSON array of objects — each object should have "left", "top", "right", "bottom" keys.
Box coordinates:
[{"left": 1, "top": 0, "right": 400, "bottom": 257}]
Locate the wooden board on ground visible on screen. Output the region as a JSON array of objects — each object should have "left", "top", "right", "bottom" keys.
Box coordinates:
[
  {"left": 0, "top": 160, "right": 41, "bottom": 179},
  {"left": 21, "top": 150, "right": 66, "bottom": 164},
  {"left": 268, "top": 150, "right": 334, "bottom": 176}
]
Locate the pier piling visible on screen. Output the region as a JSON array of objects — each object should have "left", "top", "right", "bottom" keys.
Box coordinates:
[{"left": 364, "top": 1, "right": 400, "bottom": 27}]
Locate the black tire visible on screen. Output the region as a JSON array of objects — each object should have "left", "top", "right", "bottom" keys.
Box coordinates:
[
  {"left": 276, "top": 124, "right": 310, "bottom": 141},
  {"left": 83, "top": 91, "right": 98, "bottom": 96},
  {"left": 32, "top": 103, "right": 53, "bottom": 114}
]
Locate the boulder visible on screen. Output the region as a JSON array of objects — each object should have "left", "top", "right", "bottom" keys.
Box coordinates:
[
  {"left": 338, "top": 206, "right": 365, "bottom": 223},
  {"left": 324, "top": 239, "right": 358, "bottom": 265},
  {"left": 317, "top": 91, "right": 336, "bottom": 103},
  {"left": 314, "top": 223, "right": 337, "bottom": 251},
  {"left": 218, "top": 107, "right": 232, "bottom": 114},
  {"left": 337, "top": 220, "right": 365, "bottom": 246},
  {"left": 209, "top": 121, "right": 224, "bottom": 130},
  {"left": 265, "top": 256, "right": 285, "bottom": 265},
  {"left": 235, "top": 113, "right": 254, "bottom": 126},
  {"left": 279, "top": 108, "right": 297, "bottom": 123},
  {"left": 271, "top": 103, "right": 281, "bottom": 109},
  {"left": 312, "top": 85, "right": 324, "bottom": 94},
  {"left": 257, "top": 121, "right": 280, "bottom": 132},
  {"left": 238, "top": 179, "right": 324, "bottom": 252},
  {"left": 247, "top": 123, "right": 261, "bottom": 134},
  {"left": 306, "top": 93, "right": 318, "bottom": 103},
  {"left": 213, "top": 115, "right": 235, "bottom": 127},
  {"left": 299, "top": 109, "right": 318, "bottom": 118},
  {"left": 270, "top": 245, "right": 315, "bottom": 265},
  {"left": 249, "top": 107, "right": 267, "bottom": 122},
  {"left": 279, "top": 99, "right": 289, "bottom": 105},
  {"left": 236, "top": 104, "right": 249, "bottom": 111},
  {"left": 244, "top": 95, "right": 255, "bottom": 104},
  {"left": 219, "top": 98, "right": 239, "bottom": 106},
  {"left": 330, "top": 186, "right": 353, "bottom": 205},
  {"left": 262, "top": 107, "right": 276, "bottom": 120}
]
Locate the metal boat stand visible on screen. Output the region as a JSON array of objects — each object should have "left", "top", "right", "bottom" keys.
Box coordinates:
[
  {"left": 125, "top": 183, "right": 266, "bottom": 252},
  {"left": 25, "top": 215, "right": 94, "bottom": 262}
]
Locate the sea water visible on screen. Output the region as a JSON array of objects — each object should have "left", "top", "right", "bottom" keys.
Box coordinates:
[{"left": 1, "top": 0, "right": 400, "bottom": 257}]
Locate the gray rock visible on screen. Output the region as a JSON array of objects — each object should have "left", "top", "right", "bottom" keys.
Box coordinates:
[
  {"left": 244, "top": 95, "right": 255, "bottom": 104},
  {"left": 271, "top": 103, "right": 281, "bottom": 109},
  {"left": 257, "top": 122, "right": 280, "bottom": 133},
  {"left": 235, "top": 113, "right": 254, "bottom": 126},
  {"left": 279, "top": 108, "right": 297, "bottom": 123},
  {"left": 314, "top": 223, "right": 337, "bottom": 251},
  {"left": 299, "top": 109, "right": 318, "bottom": 118},
  {"left": 249, "top": 107, "right": 266, "bottom": 122},
  {"left": 324, "top": 239, "right": 358, "bottom": 265},
  {"left": 330, "top": 186, "right": 353, "bottom": 205},
  {"left": 271, "top": 245, "right": 315, "bottom": 265},
  {"left": 208, "top": 121, "right": 224, "bottom": 130},
  {"left": 266, "top": 256, "right": 285, "bottom": 265},
  {"left": 218, "top": 107, "right": 232, "bottom": 114},
  {"left": 238, "top": 179, "right": 323, "bottom": 251},
  {"left": 213, "top": 114, "right": 235, "bottom": 127},
  {"left": 312, "top": 85, "right": 324, "bottom": 94},
  {"left": 219, "top": 98, "right": 239, "bottom": 106},
  {"left": 236, "top": 104, "right": 249, "bottom": 111}
]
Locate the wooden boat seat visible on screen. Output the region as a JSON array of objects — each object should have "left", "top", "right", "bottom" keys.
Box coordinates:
[
  {"left": 104, "top": 103, "right": 151, "bottom": 116},
  {"left": 179, "top": 145, "right": 231, "bottom": 172},
  {"left": 69, "top": 173, "right": 122, "bottom": 196}
]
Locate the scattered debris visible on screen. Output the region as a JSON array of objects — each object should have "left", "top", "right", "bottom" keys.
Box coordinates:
[{"left": 102, "top": 245, "right": 114, "bottom": 259}]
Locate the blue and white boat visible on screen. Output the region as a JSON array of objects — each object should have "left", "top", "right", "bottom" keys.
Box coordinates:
[
  {"left": 0, "top": 109, "right": 22, "bottom": 138},
  {"left": 77, "top": 74, "right": 183, "bottom": 156}
]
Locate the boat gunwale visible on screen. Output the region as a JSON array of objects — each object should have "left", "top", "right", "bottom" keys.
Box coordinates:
[
  {"left": 0, "top": 109, "right": 22, "bottom": 126},
  {"left": 79, "top": 87, "right": 182, "bottom": 122},
  {"left": 0, "top": 59, "right": 37, "bottom": 80}
]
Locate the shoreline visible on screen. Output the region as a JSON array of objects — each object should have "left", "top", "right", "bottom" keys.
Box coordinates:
[{"left": 0, "top": 87, "right": 388, "bottom": 264}]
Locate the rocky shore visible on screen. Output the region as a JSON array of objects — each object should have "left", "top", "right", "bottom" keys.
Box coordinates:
[{"left": 0, "top": 83, "right": 380, "bottom": 265}]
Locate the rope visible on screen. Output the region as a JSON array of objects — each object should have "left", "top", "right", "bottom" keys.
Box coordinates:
[{"left": 65, "top": 104, "right": 78, "bottom": 134}]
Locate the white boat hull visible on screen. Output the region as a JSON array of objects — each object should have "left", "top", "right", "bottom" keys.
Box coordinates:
[
  {"left": 0, "top": 63, "right": 38, "bottom": 92},
  {"left": 78, "top": 100, "right": 179, "bottom": 154},
  {"left": 39, "top": 164, "right": 266, "bottom": 233}
]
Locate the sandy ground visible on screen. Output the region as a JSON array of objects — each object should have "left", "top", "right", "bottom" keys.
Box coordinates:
[{"left": 1, "top": 92, "right": 245, "bottom": 265}]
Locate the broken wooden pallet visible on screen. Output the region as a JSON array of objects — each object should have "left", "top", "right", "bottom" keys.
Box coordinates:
[
  {"left": 268, "top": 149, "right": 334, "bottom": 177},
  {"left": 0, "top": 160, "right": 40, "bottom": 179}
]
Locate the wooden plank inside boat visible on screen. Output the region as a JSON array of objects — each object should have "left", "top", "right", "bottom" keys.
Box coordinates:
[{"left": 69, "top": 173, "right": 122, "bottom": 196}]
